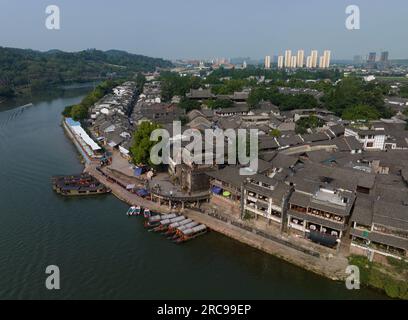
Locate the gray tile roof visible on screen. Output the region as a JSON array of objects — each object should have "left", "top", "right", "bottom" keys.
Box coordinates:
[
  {"left": 373, "top": 200, "right": 408, "bottom": 231},
  {"left": 350, "top": 196, "right": 374, "bottom": 226},
  {"left": 301, "top": 132, "right": 331, "bottom": 143},
  {"left": 277, "top": 135, "right": 304, "bottom": 146},
  {"left": 206, "top": 166, "right": 246, "bottom": 188}
]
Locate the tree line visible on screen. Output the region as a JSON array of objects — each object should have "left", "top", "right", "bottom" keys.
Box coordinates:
[
  {"left": 0, "top": 47, "right": 172, "bottom": 98},
  {"left": 160, "top": 69, "right": 394, "bottom": 122},
  {"left": 62, "top": 80, "right": 124, "bottom": 121}
]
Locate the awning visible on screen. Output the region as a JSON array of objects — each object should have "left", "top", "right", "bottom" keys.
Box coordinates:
[
  {"left": 308, "top": 231, "right": 338, "bottom": 248},
  {"left": 137, "top": 189, "right": 149, "bottom": 197},
  {"left": 211, "top": 186, "right": 222, "bottom": 194},
  {"left": 66, "top": 118, "right": 80, "bottom": 127},
  {"left": 119, "top": 145, "right": 130, "bottom": 155},
  {"left": 134, "top": 167, "right": 144, "bottom": 176},
  {"left": 70, "top": 122, "right": 101, "bottom": 151}
]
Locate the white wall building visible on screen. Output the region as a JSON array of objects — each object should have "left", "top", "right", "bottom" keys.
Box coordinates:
[{"left": 345, "top": 128, "right": 386, "bottom": 150}]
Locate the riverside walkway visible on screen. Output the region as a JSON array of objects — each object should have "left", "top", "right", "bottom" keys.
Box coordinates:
[
  {"left": 85, "top": 163, "right": 349, "bottom": 281},
  {"left": 84, "top": 164, "right": 172, "bottom": 214},
  {"left": 182, "top": 209, "right": 349, "bottom": 281}
]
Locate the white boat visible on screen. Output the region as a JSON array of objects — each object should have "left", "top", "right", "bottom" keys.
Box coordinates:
[
  {"left": 134, "top": 206, "right": 141, "bottom": 216},
  {"left": 143, "top": 208, "right": 151, "bottom": 218},
  {"left": 126, "top": 206, "right": 136, "bottom": 216}
]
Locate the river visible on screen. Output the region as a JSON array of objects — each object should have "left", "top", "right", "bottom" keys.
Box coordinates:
[{"left": 0, "top": 87, "right": 386, "bottom": 299}]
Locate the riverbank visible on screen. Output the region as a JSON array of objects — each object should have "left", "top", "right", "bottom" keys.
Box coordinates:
[
  {"left": 55, "top": 86, "right": 391, "bottom": 296},
  {"left": 0, "top": 82, "right": 99, "bottom": 107},
  {"left": 83, "top": 161, "right": 349, "bottom": 282},
  {"left": 85, "top": 161, "right": 408, "bottom": 299},
  {"left": 1, "top": 90, "right": 387, "bottom": 299},
  {"left": 349, "top": 255, "right": 408, "bottom": 299}
]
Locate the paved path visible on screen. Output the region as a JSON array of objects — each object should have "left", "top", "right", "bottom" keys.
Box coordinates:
[
  {"left": 86, "top": 163, "right": 349, "bottom": 281},
  {"left": 182, "top": 209, "right": 349, "bottom": 281},
  {"left": 85, "top": 164, "right": 172, "bottom": 214}
]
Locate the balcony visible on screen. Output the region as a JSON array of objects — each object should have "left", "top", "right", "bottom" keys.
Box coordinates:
[
  {"left": 245, "top": 205, "right": 281, "bottom": 222},
  {"left": 307, "top": 207, "right": 344, "bottom": 224},
  {"left": 288, "top": 209, "right": 347, "bottom": 231}
]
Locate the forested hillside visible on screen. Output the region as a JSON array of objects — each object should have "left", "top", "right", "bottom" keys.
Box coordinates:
[{"left": 0, "top": 47, "right": 172, "bottom": 97}]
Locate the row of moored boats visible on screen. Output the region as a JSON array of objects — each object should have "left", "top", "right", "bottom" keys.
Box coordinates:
[
  {"left": 126, "top": 206, "right": 151, "bottom": 218},
  {"left": 126, "top": 206, "right": 208, "bottom": 243}
]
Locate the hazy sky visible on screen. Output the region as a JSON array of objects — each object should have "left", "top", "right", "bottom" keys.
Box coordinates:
[{"left": 0, "top": 0, "right": 407, "bottom": 60}]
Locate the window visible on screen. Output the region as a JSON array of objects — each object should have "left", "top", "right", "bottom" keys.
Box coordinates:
[{"left": 366, "top": 142, "right": 374, "bottom": 148}]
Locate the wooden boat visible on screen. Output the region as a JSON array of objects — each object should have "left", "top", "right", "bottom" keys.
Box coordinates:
[
  {"left": 163, "top": 219, "right": 193, "bottom": 236},
  {"left": 144, "top": 213, "right": 177, "bottom": 228},
  {"left": 168, "top": 221, "right": 199, "bottom": 240},
  {"left": 151, "top": 216, "right": 186, "bottom": 232},
  {"left": 173, "top": 224, "right": 207, "bottom": 243}
]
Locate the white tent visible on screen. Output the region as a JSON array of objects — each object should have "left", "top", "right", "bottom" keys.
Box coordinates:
[{"left": 70, "top": 125, "right": 101, "bottom": 151}]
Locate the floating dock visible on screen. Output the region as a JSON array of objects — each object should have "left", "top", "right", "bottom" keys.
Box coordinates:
[{"left": 52, "top": 173, "right": 110, "bottom": 196}]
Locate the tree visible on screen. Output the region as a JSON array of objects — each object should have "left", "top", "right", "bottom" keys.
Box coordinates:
[
  {"left": 400, "top": 85, "right": 408, "bottom": 98},
  {"left": 324, "top": 77, "right": 391, "bottom": 118},
  {"left": 269, "top": 129, "right": 281, "bottom": 137},
  {"left": 130, "top": 122, "right": 162, "bottom": 166},
  {"left": 247, "top": 85, "right": 318, "bottom": 110},
  {"left": 160, "top": 72, "right": 202, "bottom": 101},
  {"left": 211, "top": 79, "right": 247, "bottom": 95},
  {"left": 62, "top": 105, "right": 74, "bottom": 117},
  {"left": 341, "top": 104, "right": 381, "bottom": 121},
  {"left": 0, "top": 85, "right": 15, "bottom": 97},
  {"left": 135, "top": 73, "right": 146, "bottom": 92},
  {"left": 0, "top": 47, "right": 173, "bottom": 95},
  {"left": 206, "top": 99, "right": 234, "bottom": 109},
  {"left": 70, "top": 104, "right": 88, "bottom": 121},
  {"left": 247, "top": 86, "right": 276, "bottom": 107},
  {"left": 295, "top": 115, "right": 325, "bottom": 134},
  {"left": 62, "top": 79, "right": 122, "bottom": 120},
  {"left": 178, "top": 97, "right": 200, "bottom": 112}
]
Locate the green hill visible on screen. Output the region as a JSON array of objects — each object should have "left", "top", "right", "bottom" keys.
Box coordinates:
[{"left": 0, "top": 47, "right": 172, "bottom": 97}]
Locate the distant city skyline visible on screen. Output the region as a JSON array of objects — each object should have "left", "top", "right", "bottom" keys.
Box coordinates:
[{"left": 0, "top": 0, "right": 407, "bottom": 60}]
